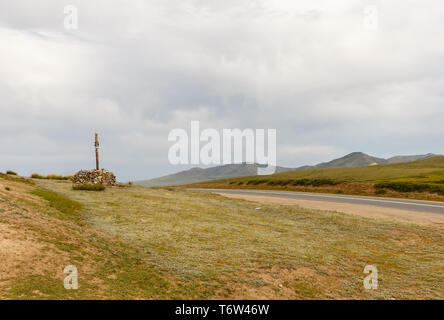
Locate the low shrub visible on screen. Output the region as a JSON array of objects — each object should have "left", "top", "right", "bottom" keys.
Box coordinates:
[
  {"left": 0, "top": 172, "right": 34, "bottom": 185},
  {"left": 72, "top": 184, "right": 106, "bottom": 191},
  {"left": 253, "top": 179, "right": 268, "bottom": 185},
  {"left": 375, "top": 189, "right": 387, "bottom": 195},
  {"left": 6, "top": 170, "right": 17, "bottom": 175},
  {"left": 374, "top": 182, "right": 444, "bottom": 194},
  {"left": 46, "top": 174, "right": 72, "bottom": 181},
  {"left": 290, "top": 179, "right": 340, "bottom": 187},
  {"left": 290, "top": 179, "right": 310, "bottom": 186},
  {"left": 239, "top": 178, "right": 341, "bottom": 188},
  {"left": 5, "top": 187, "right": 11, "bottom": 191},
  {"left": 31, "top": 173, "right": 72, "bottom": 180},
  {"left": 311, "top": 179, "right": 340, "bottom": 187},
  {"left": 244, "top": 179, "right": 268, "bottom": 185},
  {"left": 276, "top": 180, "right": 292, "bottom": 186}
]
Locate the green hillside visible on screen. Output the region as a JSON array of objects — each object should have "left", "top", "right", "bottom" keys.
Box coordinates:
[
  {"left": 136, "top": 152, "right": 436, "bottom": 187},
  {"left": 189, "top": 156, "right": 444, "bottom": 201},
  {"left": 207, "top": 156, "right": 444, "bottom": 183}
]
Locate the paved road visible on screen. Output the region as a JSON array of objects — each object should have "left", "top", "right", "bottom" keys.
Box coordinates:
[{"left": 188, "top": 188, "right": 444, "bottom": 215}]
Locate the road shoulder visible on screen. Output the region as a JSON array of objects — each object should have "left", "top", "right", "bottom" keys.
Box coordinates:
[{"left": 215, "top": 192, "right": 444, "bottom": 228}]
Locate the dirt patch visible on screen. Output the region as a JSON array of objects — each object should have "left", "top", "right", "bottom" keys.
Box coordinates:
[
  {"left": 0, "top": 223, "right": 47, "bottom": 282},
  {"left": 0, "top": 181, "right": 72, "bottom": 296},
  {"left": 215, "top": 193, "right": 444, "bottom": 228}
]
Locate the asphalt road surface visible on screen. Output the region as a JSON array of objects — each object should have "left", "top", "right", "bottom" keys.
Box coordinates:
[{"left": 188, "top": 188, "right": 444, "bottom": 215}]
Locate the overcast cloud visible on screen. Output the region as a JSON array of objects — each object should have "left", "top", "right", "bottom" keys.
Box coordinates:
[{"left": 1, "top": 0, "right": 444, "bottom": 181}]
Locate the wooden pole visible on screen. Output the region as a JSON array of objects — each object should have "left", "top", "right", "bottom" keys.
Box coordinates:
[{"left": 94, "top": 132, "right": 100, "bottom": 170}]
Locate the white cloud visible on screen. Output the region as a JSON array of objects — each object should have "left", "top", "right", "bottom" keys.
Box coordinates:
[{"left": 1, "top": 0, "right": 444, "bottom": 180}]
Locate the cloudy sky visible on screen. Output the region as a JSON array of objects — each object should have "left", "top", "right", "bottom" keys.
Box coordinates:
[{"left": 1, "top": 0, "right": 444, "bottom": 181}]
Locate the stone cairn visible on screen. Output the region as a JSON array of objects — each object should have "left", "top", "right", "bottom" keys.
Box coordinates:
[{"left": 72, "top": 169, "right": 117, "bottom": 186}]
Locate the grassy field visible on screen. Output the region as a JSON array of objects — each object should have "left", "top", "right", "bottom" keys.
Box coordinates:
[
  {"left": 188, "top": 156, "right": 444, "bottom": 201},
  {"left": 0, "top": 175, "right": 443, "bottom": 299}
]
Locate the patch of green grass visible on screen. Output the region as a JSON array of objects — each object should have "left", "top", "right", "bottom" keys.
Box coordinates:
[
  {"left": 284, "top": 279, "right": 322, "bottom": 299},
  {"left": 7, "top": 273, "right": 76, "bottom": 300},
  {"left": 31, "top": 188, "right": 83, "bottom": 222},
  {"left": 72, "top": 184, "right": 106, "bottom": 191}
]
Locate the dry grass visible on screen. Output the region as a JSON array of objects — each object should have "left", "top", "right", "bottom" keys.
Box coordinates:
[
  {"left": 1, "top": 174, "right": 443, "bottom": 299},
  {"left": 29, "top": 179, "right": 444, "bottom": 300},
  {"left": 0, "top": 178, "right": 198, "bottom": 299}
]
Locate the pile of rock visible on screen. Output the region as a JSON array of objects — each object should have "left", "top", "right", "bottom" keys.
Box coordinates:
[{"left": 72, "top": 169, "right": 117, "bottom": 186}]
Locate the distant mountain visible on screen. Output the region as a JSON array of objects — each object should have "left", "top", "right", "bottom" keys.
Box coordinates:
[
  {"left": 135, "top": 152, "right": 439, "bottom": 186},
  {"left": 311, "top": 152, "right": 387, "bottom": 169},
  {"left": 297, "top": 152, "right": 437, "bottom": 170},
  {"left": 296, "top": 152, "right": 387, "bottom": 170},
  {"left": 386, "top": 153, "right": 436, "bottom": 164},
  {"left": 134, "top": 163, "right": 293, "bottom": 187}
]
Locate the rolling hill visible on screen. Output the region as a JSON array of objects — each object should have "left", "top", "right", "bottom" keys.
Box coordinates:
[
  {"left": 134, "top": 163, "right": 293, "bottom": 187},
  {"left": 201, "top": 155, "right": 444, "bottom": 184},
  {"left": 386, "top": 153, "right": 436, "bottom": 163},
  {"left": 296, "top": 152, "right": 436, "bottom": 170},
  {"left": 297, "top": 152, "right": 387, "bottom": 169},
  {"left": 136, "top": 152, "right": 437, "bottom": 187}
]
